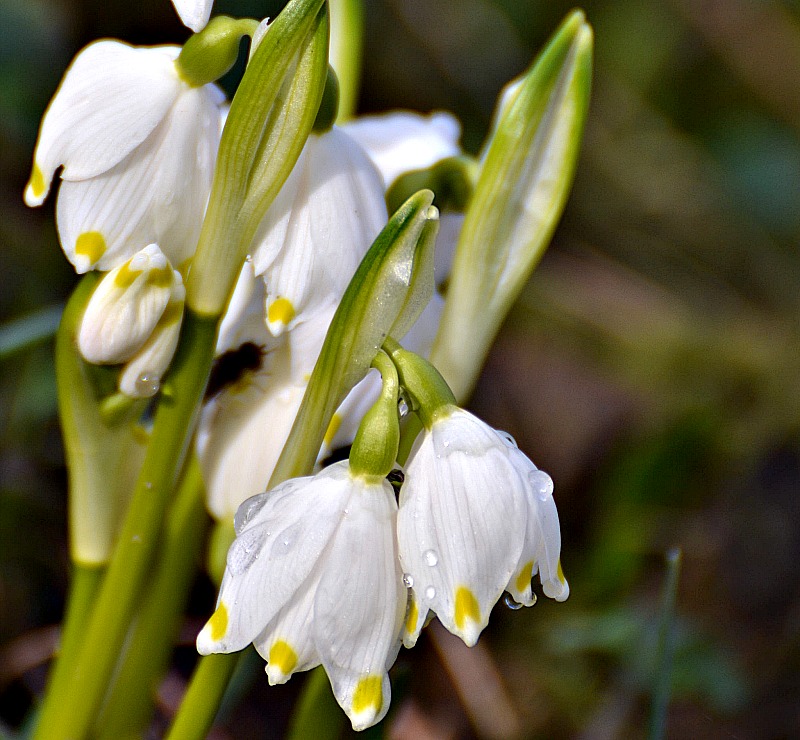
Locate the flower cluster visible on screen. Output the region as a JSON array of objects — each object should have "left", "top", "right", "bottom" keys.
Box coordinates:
[{"left": 26, "top": 0, "right": 584, "bottom": 733}]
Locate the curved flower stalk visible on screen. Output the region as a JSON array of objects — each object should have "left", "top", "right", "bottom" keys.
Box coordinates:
[
  {"left": 399, "top": 406, "right": 568, "bottom": 647},
  {"left": 171, "top": 0, "right": 214, "bottom": 33},
  {"left": 197, "top": 461, "right": 405, "bottom": 730},
  {"left": 24, "top": 39, "right": 225, "bottom": 274}
]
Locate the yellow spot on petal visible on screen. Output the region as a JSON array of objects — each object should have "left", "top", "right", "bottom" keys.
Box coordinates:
[
  {"left": 75, "top": 232, "right": 107, "bottom": 268},
  {"left": 515, "top": 561, "right": 534, "bottom": 594},
  {"left": 352, "top": 675, "right": 383, "bottom": 716},
  {"left": 454, "top": 586, "right": 480, "bottom": 631},
  {"left": 113, "top": 263, "right": 143, "bottom": 288},
  {"left": 267, "top": 297, "right": 295, "bottom": 327},
  {"left": 268, "top": 640, "right": 298, "bottom": 676},
  {"left": 405, "top": 598, "right": 419, "bottom": 634},
  {"left": 147, "top": 265, "right": 174, "bottom": 289},
  {"left": 29, "top": 164, "right": 46, "bottom": 199},
  {"left": 324, "top": 413, "right": 342, "bottom": 447},
  {"left": 208, "top": 602, "right": 228, "bottom": 642},
  {"left": 557, "top": 560, "right": 566, "bottom": 584}
]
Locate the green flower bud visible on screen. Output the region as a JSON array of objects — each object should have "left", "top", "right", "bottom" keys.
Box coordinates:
[{"left": 176, "top": 16, "right": 259, "bottom": 87}]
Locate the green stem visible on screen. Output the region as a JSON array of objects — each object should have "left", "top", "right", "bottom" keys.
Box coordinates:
[
  {"left": 31, "top": 564, "right": 104, "bottom": 734},
  {"left": 33, "top": 310, "right": 217, "bottom": 740},
  {"left": 165, "top": 654, "right": 241, "bottom": 739},
  {"left": 287, "top": 666, "right": 344, "bottom": 740},
  {"left": 95, "top": 457, "right": 210, "bottom": 738}
]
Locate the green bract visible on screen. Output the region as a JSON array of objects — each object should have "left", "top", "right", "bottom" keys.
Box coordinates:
[
  {"left": 432, "top": 10, "right": 593, "bottom": 402},
  {"left": 176, "top": 16, "right": 260, "bottom": 87},
  {"left": 270, "top": 189, "right": 439, "bottom": 484},
  {"left": 187, "top": 0, "right": 329, "bottom": 316}
]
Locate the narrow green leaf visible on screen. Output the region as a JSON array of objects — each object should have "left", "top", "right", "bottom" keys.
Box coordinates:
[{"left": 0, "top": 304, "right": 62, "bottom": 359}]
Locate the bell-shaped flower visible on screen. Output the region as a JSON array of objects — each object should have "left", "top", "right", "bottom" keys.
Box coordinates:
[
  {"left": 170, "top": 0, "right": 213, "bottom": 33},
  {"left": 78, "top": 244, "right": 178, "bottom": 364},
  {"left": 25, "top": 39, "right": 225, "bottom": 273},
  {"left": 398, "top": 407, "right": 568, "bottom": 648},
  {"left": 197, "top": 460, "right": 406, "bottom": 731},
  {"left": 251, "top": 125, "right": 387, "bottom": 336},
  {"left": 343, "top": 111, "right": 462, "bottom": 189}
]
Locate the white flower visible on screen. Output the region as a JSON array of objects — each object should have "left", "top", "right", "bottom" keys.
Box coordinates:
[
  {"left": 197, "top": 461, "right": 406, "bottom": 731},
  {"left": 25, "top": 39, "right": 225, "bottom": 273},
  {"left": 170, "top": 0, "right": 213, "bottom": 33},
  {"left": 252, "top": 126, "right": 387, "bottom": 336},
  {"left": 398, "top": 407, "right": 568, "bottom": 648},
  {"left": 343, "top": 111, "right": 462, "bottom": 189}
]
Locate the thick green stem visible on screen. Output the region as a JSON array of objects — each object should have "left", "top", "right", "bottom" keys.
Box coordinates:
[
  {"left": 95, "top": 457, "right": 210, "bottom": 738},
  {"left": 287, "top": 667, "right": 344, "bottom": 740},
  {"left": 33, "top": 310, "right": 217, "bottom": 740},
  {"left": 165, "top": 654, "right": 241, "bottom": 739}
]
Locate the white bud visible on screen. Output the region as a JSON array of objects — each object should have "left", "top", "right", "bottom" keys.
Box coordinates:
[{"left": 78, "top": 244, "right": 176, "bottom": 364}]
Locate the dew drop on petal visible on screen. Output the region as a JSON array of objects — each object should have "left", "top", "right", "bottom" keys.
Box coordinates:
[
  {"left": 423, "top": 549, "right": 439, "bottom": 567},
  {"left": 499, "top": 431, "right": 518, "bottom": 448},
  {"left": 503, "top": 593, "right": 524, "bottom": 610},
  {"left": 528, "top": 470, "right": 554, "bottom": 501},
  {"left": 425, "top": 586, "right": 436, "bottom": 600},
  {"left": 234, "top": 494, "right": 270, "bottom": 532},
  {"left": 135, "top": 373, "right": 160, "bottom": 397},
  {"left": 227, "top": 529, "right": 262, "bottom": 575},
  {"left": 403, "top": 573, "right": 414, "bottom": 588}
]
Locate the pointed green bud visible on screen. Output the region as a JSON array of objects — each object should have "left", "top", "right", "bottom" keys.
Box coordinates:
[
  {"left": 349, "top": 351, "right": 400, "bottom": 479},
  {"left": 187, "top": 0, "right": 329, "bottom": 316},
  {"left": 432, "top": 10, "right": 593, "bottom": 401},
  {"left": 270, "top": 189, "right": 439, "bottom": 484},
  {"left": 383, "top": 338, "right": 455, "bottom": 429},
  {"left": 176, "top": 16, "right": 260, "bottom": 87}
]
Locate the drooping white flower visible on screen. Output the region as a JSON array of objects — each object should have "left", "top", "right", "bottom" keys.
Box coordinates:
[
  {"left": 251, "top": 125, "right": 387, "bottom": 336},
  {"left": 170, "top": 0, "right": 213, "bottom": 33},
  {"left": 197, "top": 461, "right": 406, "bottom": 731},
  {"left": 25, "top": 39, "right": 225, "bottom": 273},
  {"left": 398, "top": 407, "right": 568, "bottom": 648},
  {"left": 343, "top": 111, "right": 462, "bottom": 189}
]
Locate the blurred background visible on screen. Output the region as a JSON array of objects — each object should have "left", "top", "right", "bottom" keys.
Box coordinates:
[{"left": 2, "top": 0, "right": 799, "bottom": 737}]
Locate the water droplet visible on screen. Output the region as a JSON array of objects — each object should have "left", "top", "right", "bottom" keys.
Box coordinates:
[
  {"left": 228, "top": 530, "right": 262, "bottom": 574},
  {"left": 425, "top": 586, "right": 436, "bottom": 600},
  {"left": 503, "top": 593, "right": 524, "bottom": 610},
  {"left": 403, "top": 573, "right": 414, "bottom": 588},
  {"left": 144, "top": 481, "right": 153, "bottom": 490},
  {"left": 528, "top": 470, "right": 554, "bottom": 501},
  {"left": 398, "top": 397, "right": 409, "bottom": 418},
  {"left": 135, "top": 373, "right": 160, "bottom": 397},
  {"left": 423, "top": 549, "right": 439, "bottom": 567},
  {"left": 499, "top": 431, "right": 518, "bottom": 448},
  {"left": 234, "top": 493, "right": 269, "bottom": 532}
]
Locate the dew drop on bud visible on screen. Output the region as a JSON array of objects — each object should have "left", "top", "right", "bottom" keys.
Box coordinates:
[
  {"left": 425, "top": 586, "right": 436, "bottom": 599},
  {"left": 503, "top": 593, "right": 524, "bottom": 610},
  {"left": 423, "top": 549, "right": 439, "bottom": 567},
  {"left": 398, "top": 396, "right": 409, "bottom": 418},
  {"left": 403, "top": 573, "right": 414, "bottom": 588},
  {"left": 528, "top": 470, "right": 554, "bottom": 501},
  {"left": 135, "top": 373, "right": 160, "bottom": 397}
]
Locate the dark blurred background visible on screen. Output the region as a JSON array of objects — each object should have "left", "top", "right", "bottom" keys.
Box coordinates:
[{"left": 2, "top": 0, "right": 800, "bottom": 737}]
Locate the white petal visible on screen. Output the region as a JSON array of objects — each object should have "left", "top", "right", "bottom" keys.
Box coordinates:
[
  {"left": 118, "top": 279, "right": 185, "bottom": 398},
  {"left": 342, "top": 111, "right": 462, "bottom": 189},
  {"left": 398, "top": 410, "right": 528, "bottom": 646},
  {"left": 253, "top": 127, "right": 387, "bottom": 334},
  {"left": 196, "top": 465, "right": 354, "bottom": 654},
  {"left": 253, "top": 575, "right": 321, "bottom": 685},
  {"left": 215, "top": 260, "right": 272, "bottom": 355},
  {"left": 56, "top": 83, "right": 222, "bottom": 272},
  {"left": 313, "top": 476, "right": 405, "bottom": 731},
  {"left": 78, "top": 244, "right": 174, "bottom": 364},
  {"left": 25, "top": 42, "right": 182, "bottom": 206},
  {"left": 198, "top": 370, "right": 306, "bottom": 521},
  {"left": 170, "top": 0, "right": 213, "bottom": 32}
]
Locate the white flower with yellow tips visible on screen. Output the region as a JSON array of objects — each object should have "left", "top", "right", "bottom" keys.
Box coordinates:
[
  {"left": 196, "top": 460, "right": 405, "bottom": 731},
  {"left": 398, "top": 406, "right": 568, "bottom": 648},
  {"left": 170, "top": 0, "right": 213, "bottom": 33},
  {"left": 24, "top": 39, "right": 224, "bottom": 274}
]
